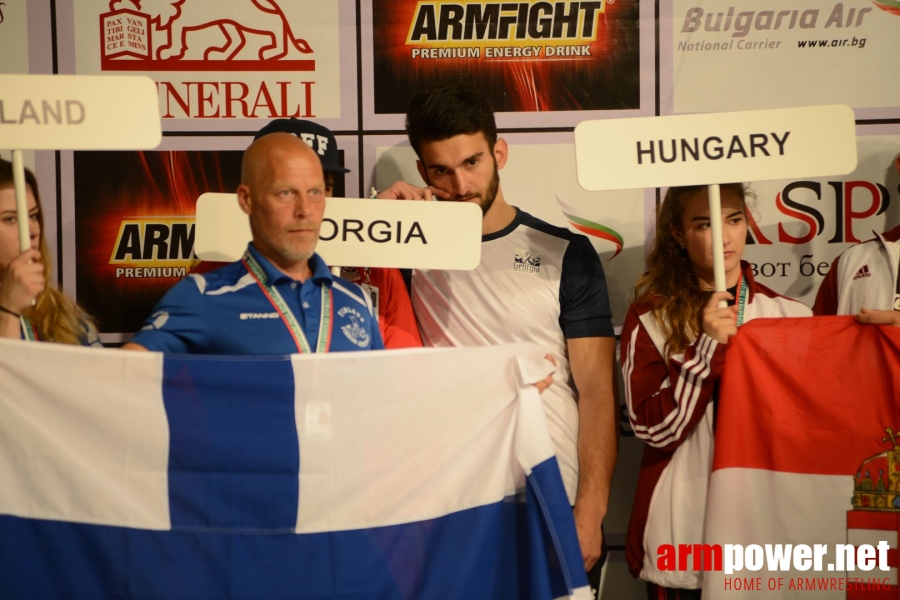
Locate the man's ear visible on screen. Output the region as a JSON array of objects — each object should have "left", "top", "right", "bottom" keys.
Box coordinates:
[
  {"left": 416, "top": 160, "right": 428, "bottom": 185},
  {"left": 493, "top": 138, "right": 508, "bottom": 169},
  {"left": 237, "top": 184, "right": 252, "bottom": 216}
]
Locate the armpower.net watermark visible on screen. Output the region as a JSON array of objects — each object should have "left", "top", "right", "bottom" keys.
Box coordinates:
[{"left": 658, "top": 542, "right": 893, "bottom": 592}]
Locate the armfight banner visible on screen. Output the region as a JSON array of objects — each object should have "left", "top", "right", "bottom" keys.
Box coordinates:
[
  {"left": 704, "top": 317, "right": 900, "bottom": 599},
  {"left": 0, "top": 340, "right": 590, "bottom": 600}
]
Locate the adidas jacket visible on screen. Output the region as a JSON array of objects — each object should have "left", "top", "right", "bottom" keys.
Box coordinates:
[
  {"left": 813, "top": 224, "right": 900, "bottom": 315},
  {"left": 621, "top": 261, "right": 811, "bottom": 588}
]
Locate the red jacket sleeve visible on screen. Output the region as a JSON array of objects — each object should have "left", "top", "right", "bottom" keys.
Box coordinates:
[
  {"left": 379, "top": 268, "right": 423, "bottom": 349},
  {"left": 620, "top": 303, "right": 726, "bottom": 452},
  {"left": 812, "top": 254, "right": 841, "bottom": 316}
]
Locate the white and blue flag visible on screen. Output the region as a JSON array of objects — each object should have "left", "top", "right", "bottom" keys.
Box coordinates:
[{"left": 0, "top": 339, "right": 590, "bottom": 599}]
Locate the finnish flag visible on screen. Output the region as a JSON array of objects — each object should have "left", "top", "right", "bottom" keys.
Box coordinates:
[{"left": 0, "top": 339, "right": 590, "bottom": 599}]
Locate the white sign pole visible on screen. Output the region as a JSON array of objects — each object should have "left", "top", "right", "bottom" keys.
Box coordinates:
[
  {"left": 706, "top": 184, "right": 729, "bottom": 307},
  {"left": 0, "top": 74, "right": 161, "bottom": 307},
  {"left": 11, "top": 151, "right": 29, "bottom": 253}
]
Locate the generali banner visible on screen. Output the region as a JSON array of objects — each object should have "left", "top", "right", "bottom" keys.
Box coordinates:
[{"left": 69, "top": 0, "right": 344, "bottom": 125}]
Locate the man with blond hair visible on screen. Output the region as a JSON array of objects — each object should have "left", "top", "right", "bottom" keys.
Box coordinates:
[{"left": 125, "top": 133, "right": 384, "bottom": 354}]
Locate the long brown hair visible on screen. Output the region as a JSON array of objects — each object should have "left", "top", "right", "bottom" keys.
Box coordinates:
[
  {"left": 0, "top": 159, "right": 97, "bottom": 344},
  {"left": 633, "top": 183, "right": 748, "bottom": 358}
]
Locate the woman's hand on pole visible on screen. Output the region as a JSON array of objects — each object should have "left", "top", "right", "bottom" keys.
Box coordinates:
[
  {"left": 0, "top": 249, "right": 44, "bottom": 314},
  {"left": 702, "top": 291, "right": 738, "bottom": 344}
]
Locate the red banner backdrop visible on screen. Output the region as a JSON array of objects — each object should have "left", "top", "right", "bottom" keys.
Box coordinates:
[{"left": 74, "top": 150, "right": 242, "bottom": 333}]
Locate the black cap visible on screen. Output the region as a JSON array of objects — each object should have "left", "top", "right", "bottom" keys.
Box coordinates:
[{"left": 254, "top": 118, "right": 350, "bottom": 174}]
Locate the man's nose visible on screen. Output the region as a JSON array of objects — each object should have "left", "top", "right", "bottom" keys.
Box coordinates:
[
  {"left": 294, "top": 194, "right": 314, "bottom": 218},
  {"left": 452, "top": 171, "right": 469, "bottom": 196}
]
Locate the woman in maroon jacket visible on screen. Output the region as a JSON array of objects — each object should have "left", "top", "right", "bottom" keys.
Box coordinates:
[{"left": 620, "top": 184, "right": 810, "bottom": 599}]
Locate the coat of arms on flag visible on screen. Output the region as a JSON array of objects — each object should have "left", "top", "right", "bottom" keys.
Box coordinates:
[
  {"left": 848, "top": 427, "right": 900, "bottom": 599},
  {"left": 703, "top": 317, "right": 900, "bottom": 599}
]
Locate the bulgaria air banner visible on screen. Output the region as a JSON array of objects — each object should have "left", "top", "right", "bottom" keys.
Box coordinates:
[
  {"left": 703, "top": 317, "right": 900, "bottom": 598},
  {"left": 0, "top": 340, "right": 590, "bottom": 600}
]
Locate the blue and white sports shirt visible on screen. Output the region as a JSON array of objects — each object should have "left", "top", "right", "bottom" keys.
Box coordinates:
[{"left": 133, "top": 244, "right": 384, "bottom": 355}]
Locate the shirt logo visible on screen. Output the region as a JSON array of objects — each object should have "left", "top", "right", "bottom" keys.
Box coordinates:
[
  {"left": 852, "top": 265, "right": 871, "bottom": 280},
  {"left": 337, "top": 306, "right": 370, "bottom": 348},
  {"left": 340, "top": 267, "right": 361, "bottom": 282},
  {"left": 514, "top": 249, "right": 541, "bottom": 273},
  {"left": 240, "top": 312, "right": 279, "bottom": 320}
]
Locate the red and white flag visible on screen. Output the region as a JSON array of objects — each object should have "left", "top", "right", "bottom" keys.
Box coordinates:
[{"left": 704, "top": 316, "right": 900, "bottom": 599}]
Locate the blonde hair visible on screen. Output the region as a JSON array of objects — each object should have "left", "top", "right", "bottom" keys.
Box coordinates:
[
  {"left": 633, "top": 183, "right": 749, "bottom": 358},
  {"left": 0, "top": 159, "right": 97, "bottom": 344}
]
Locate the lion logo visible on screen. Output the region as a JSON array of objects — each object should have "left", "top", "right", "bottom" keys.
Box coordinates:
[{"left": 105, "top": 0, "right": 312, "bottom": 62}]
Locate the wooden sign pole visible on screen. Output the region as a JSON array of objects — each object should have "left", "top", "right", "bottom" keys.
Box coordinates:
[{"left": 12, "top": 150, "right": 30, "bottom": 253}]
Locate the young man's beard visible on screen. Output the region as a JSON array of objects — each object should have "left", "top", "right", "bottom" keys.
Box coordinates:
[
  {"left": 430, "top": 158, "right": 500, "bottom": 216},
  {"left": 477, "top": 162, "right": 500, "bottom": 216}
]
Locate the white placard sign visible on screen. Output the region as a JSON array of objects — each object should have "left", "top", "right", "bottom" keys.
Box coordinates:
[
  {"left": 574, "top": 105, "right": 858, "bottom": 191},
  {"left": 0, "top": 74, "right": 161, "bottom": 149},
  {"left": 195, "top": 193, "right": 482, "bottom": 270}
]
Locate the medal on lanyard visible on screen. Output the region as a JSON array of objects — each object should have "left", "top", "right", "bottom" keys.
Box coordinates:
[
  {"left": 359, "top": 268, "right": 379, "bottom": 320},
  {"left": 735, "top": 274, "right": 749, "bottom": 327},
  {"left": 21, "top": 316, "right": 39, "bottom": 341},
  {"left": 242, "top": 252, "right": 332, "bottom": 353}
]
